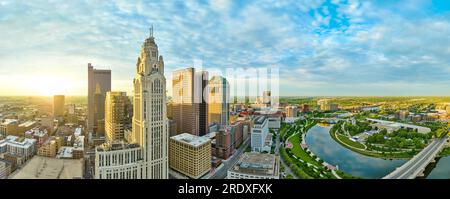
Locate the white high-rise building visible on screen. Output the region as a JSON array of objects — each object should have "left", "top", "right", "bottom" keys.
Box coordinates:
[
  {"left": 132, "top": 27, "right": 169, "bottom": 179},
  {"left": 95, "top": 28, "right": 168, "bottom": 179},
  {"left": 251, "top": 116, "right": 270, "bottom": 152}
]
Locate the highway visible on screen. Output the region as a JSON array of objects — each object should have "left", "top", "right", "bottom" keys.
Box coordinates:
[{"left": 384, "top": 137, "right": 447, "bottom": 179}]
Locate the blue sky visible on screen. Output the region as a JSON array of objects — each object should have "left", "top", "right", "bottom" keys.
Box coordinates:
[{"left": 1, "top": 0, "right": 450, "bottom": 96}]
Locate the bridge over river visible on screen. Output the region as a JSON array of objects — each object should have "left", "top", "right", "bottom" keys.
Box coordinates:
[{"left": 383, "top": 135, "right": 447, "bottom": 179}]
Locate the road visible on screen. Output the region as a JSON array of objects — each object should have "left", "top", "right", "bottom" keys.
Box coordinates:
[
  {"left": 84, "top": 149, "right": 95, "bottom": 179},
  {"left": 209, "top": 137, "right": 250, "bottom": 179},
  {"left": 385, "top": 137, "right": 446, "bottom": 179},
  {"left": 275, "top": 130, "right": 280, "bottom": 156}
]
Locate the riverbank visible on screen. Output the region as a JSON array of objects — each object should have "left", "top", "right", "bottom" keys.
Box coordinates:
[
  {"left": 280, "top": 119, "right": 359, "bottom": 179},
  {"left": 439, "top": 147, "right": 450, "bottom": 157}
]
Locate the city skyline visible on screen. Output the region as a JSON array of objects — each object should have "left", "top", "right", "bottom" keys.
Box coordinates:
[{"left": 2, "top": 0, "right": 450, "bottom": 96}]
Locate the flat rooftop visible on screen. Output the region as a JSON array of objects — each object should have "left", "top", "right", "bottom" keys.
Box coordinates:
[
  {"left": 19, "top": 121, "right": 36, "bottom": 127},
  {"left": 253, "top": 116, "right": 267, "bottom": 125},
  {"left": 57, "top": 147, "right": 74, "bottom": 159},
  {"left": 366, "top": 118, "right": 431, "bottom": 133},
  {"left": 170, "top": 133, "right": 210, "bottom": 147},
  {"left": 96, "top": 142, "right": 140, "bottom": 152},
  {"left": 0, "top": 135, "right": 36, "bottom": 148},
  {"left": 232, "top": 152, "right": 278, "bottom": 175},
  {"left": 202, "top": 132, "right": 216, "bottom": 140},
  {"left": 25, "top": 127, "right": 48, "bottom": 137},
  {"left": 1, "top": 119, "right": 18, "bottom": 125},
  {"left": 239, "top": 152, "right": 276, "bottom": 169},
  {"left": 10, "top": 156, "right": 83, "bottom": 179}
]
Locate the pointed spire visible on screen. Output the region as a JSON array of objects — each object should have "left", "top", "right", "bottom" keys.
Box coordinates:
[{"left": 149, "top": 25, "right": 154, "bottom": 38}]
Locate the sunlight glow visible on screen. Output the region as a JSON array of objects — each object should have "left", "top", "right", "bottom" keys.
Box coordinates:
[{"left": 10, "top": 75, "right": 80, "bottom": 96}]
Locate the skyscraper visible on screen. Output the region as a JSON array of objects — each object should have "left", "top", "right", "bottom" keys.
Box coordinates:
[
  {"left": 53, "top": 95, "right": 65, "bottom": 118},
  {"left": 105, "top": 91, "right": 131, "bottom": 143},
  {"left": 88, "top": 63, "right": 111, "bottom": 136},
  {"left": 172, "top": 68, "right": 209, "bottom": 136},
  {"left": 95, "top": 28, "right": 169, "bottom": 179},
  {"left": 132, "top": 28, "right": 168, "bottom": 179},
  {"left": 208, "top": 76, "right": 230, "bottom": 126}
]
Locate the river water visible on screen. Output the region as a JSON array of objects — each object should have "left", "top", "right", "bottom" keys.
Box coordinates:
[
  {"left": 425, "top": 156, "right": 450, "bottom": 179},
  {"left": 304, "top": 124, "right": 407, "bottom": 179}
]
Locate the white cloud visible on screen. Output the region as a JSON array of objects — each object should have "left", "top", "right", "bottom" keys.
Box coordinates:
[
  {"left": 210, "top": 0, "right": 231, "bottom": 12},
  {"left": 1, "top": 0, "right": 450, "bottom": 96}
]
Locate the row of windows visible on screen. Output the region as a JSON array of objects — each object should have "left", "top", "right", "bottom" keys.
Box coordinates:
[
  {"left": 99, "top": 166, "right": 139, "bottom": 179},
  {"left": 98, "top": 149, "right": 142, "bottom": 167},
  {"left": 229, "top": 172, "right": 275, "bottom": 179}
]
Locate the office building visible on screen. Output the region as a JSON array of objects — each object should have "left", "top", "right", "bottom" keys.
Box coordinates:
[
  {"left": 208, "top": 76, "right": 230, "bottom": 126},
  {"left": 251, "top": 116, "right": 270, "bottom": 152},
  {"left": 0, "top": 159, "right": 11, "bottom": 179},
  {"left": 95, "top": 28, "right": 169, "bottom": 179},
  {"left": 229, "top": 121, "right": 244, "bottom": 148},
  {"left": 172, "top": 68, "right": 209, "bottom": 136},
  {"left": 169, "top": 133, "right": 211, "bottom": 179},
  {"left": 0, "top": 120, "right": 36, "bottom": 137},
  {"left": 88, "top": 63, "right": 111, "bottom": 136},
  {"left": 17, "top": 121, "right": 37, "bottom": 136},
  {"left": 105, "top": 91, "right": 131, "bottom": 143},
  {"left": 215, "top": 128, "right": 234, "bottom": 160},
  {"left": 318, "top": 99, "right": 339, "bottom": 111},
  {"left": 227, "top": 152, "right": 279, "bottom": 179},
  {"left": 285, "top": 106, "right": 298, "bottom": 117},
  {"left": 131, "top": 28, "right": 169, "bottom": 179},
  {"left": 94, "top": 142, "right": 143, "bottom": 179},
  {"left": 0, "top": 135, "right": 36, "bottom": 161},
  {"left": 0, "top": 119, "right": 19, "bottom": 137},
  {"left": 24, "top": 127, "right": 49, "bottom": 148},
  {"left": 57, "top": 136, "right": 84, "bottom": 159},
  {"left": 37, "top": 139, "right": 58, "bottom": 157},
  {"left": 53, "top": 95, "right": 65, "bottom": 117}
]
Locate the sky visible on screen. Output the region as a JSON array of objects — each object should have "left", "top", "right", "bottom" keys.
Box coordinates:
[{"left": 1, "top": 0, "right": 450, "bottom": 96}]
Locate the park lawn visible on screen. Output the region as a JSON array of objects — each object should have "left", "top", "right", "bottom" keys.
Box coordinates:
[
  {"left": 330, "top": 127, "right": 416, "bottom": 159},
  {"left": 336, "top": 133, "right": 366, "bottom": 150},
  {"left": 289, "top": 134, "right": 321, "bottom": 167}
]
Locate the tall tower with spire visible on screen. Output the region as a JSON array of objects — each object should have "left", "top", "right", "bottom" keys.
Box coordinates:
[{"left": 132, "top": 27, "right": 168, "bottom": 179}]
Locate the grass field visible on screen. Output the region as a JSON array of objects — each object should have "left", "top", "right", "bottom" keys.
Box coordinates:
[{"left": 289, "top": 134, "right": 321, "bottom": 167}]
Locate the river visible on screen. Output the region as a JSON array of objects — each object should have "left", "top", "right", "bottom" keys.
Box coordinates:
[
  {"left": 425, "top": 156, "right": 450, "bottom": 179},
  {"left": 304, "top": 124, "right": 407, "bottom": 179}
]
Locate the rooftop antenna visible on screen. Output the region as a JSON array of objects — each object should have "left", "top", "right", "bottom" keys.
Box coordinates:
[{"left": 149, "top": 25, "right": 153, "bottom": 38}]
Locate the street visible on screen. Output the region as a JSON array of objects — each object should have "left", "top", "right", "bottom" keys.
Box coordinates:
[{"left": 209, "top": 137, "right": 250, "bottom": 179}]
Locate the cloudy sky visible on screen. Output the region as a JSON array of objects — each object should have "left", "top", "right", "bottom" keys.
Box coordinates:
[{"left": 1, "top": 0, "right": 450, "bottom": 96}]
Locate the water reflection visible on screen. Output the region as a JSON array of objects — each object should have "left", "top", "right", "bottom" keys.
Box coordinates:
[{"left": 305, "top": 125, "right": 407, "bottom": 179}]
